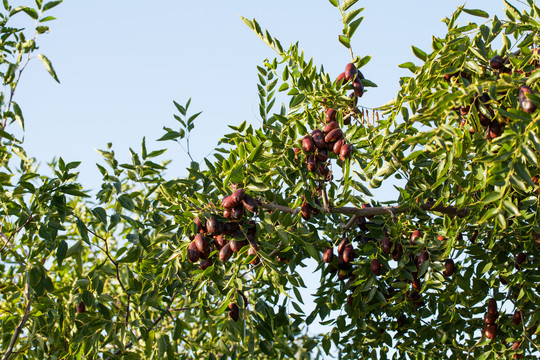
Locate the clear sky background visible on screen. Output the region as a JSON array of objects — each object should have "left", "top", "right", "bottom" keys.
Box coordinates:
[{"left": 5, "top": 0, "right": 528, "bottom": 355}]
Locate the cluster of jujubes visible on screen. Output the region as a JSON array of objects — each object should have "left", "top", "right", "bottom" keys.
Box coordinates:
[
  {"left": 457, "top": 51, "right": 538, "bottom": 140},
  {"left": 323, "top": 237, "right": 356, "bottom": 281},
  {"left": 187, "top": 187, "right": 260, "bottom": 283},
  {"left": 298, "top": 62, "right": 363, "bottom": 183}
]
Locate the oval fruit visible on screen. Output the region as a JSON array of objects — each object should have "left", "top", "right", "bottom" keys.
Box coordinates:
[
  {"left": 340, "top": 143, "right": 352, "bottom": 161},
  {"left": 323, "top": 121, "right": 339, "bottom": 134},
  {"left": 323, "top": 248, "right": 334, "bottom": 263},
  {"left": 343, "top": 244, "right": 355, "bottom": 263},
  {"left": 337, "top": 237, "right": 350, "bottom": 254},
  {"left": 187, "top": 241, "right": 200, "bottom": 263},
  {"left": 443, "top": 258, "right": 455, "bottom": 276},
  {"left": 325, "top": 128, "right": 343, "bottom": 143},
  {"left": 381, "top": 237, "right": 392, "bottom": 254},
  {"left": 417, "top": 251, "right": 429, "bottom": 267},
  {"left": 306, "top": 155, "right": 317, "bottom": 172},
  {"left": 199, "top": 258, "right": 213, "bottom": 270},
  {"left": 302, "top": 135, "right": 315, "bottom": 153},
  {"left": 312, "top": 129, "right": 326, "bottom": 149},
  {"left": 194, "top": 216, "right": 206, "bottom": 233},
  {"left": 222, "top": 196, "right": 237, "bottom": 209},
  {"left": 231, "top": 188, "right": 246, "bottom": 204},
  {"left": 485, "top": 323, "right": 497, "bottom": 340},
  {"left": 490, "top": 55, "right": 504, "bottom": 70},
  {"left": 325, "top": 108, "right": 337, "bottom": 123},
  {"left": 333, "top": 138, "right": 344, "bottom": 156},
  {"left": 219, "top": 243, "right": 233, "bottom": 262},
  {"left": 242, "top": 194, "right": 258, "bottom": 213},
  {"left": 370, "top": 259, "right": 381, "bottom": 275},
  {"left": 344, "top": 63, "right": 357, "bottom": 81},
  {"left": 335, "top": 72, "right": 346, "bottom": 85},
  {"left": 519, "top": 85, "right": 537, "bottom": 114},
  {"left": 488, "top": 298, "right": 497, "bottom": 315},
  {"left": 248, "top": 245, "right": 260, "bottom": 265},
  {"left": 352, "top": 77, "right": 364, "bottom": 98},
  {"left": 228, "top": 303, "right": 240, "bottom": 322},
  {"left": 512, "top": 310, "right": 521, "bottom": 325},
  {"left": 316, "top": 148, "right": 328, "bottom": 162},
  {"left": 392, "top": 243, "right": 403, "bottom": 260},
  {"left": 207, "top": 214, "right": 219, "bottom": 236},
  {"left": 76, "top": 301, "right": 86, "bottom": 314},
  {"left": 301, "top": 201, "right": 311, "bottom": 220},
  {"left": 194, "top": 234, "right": 208, "bottom": 253},
  {"left": 231, "top": 204, "right": 244, "bottom": 220}
]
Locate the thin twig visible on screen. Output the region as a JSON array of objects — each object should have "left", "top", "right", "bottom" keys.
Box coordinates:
[
  {"left": 0, "top": 215, "right": 34, "bottom": 253},
  {"left": 2, "top": 273, "right": 32, "bottom": 360},
  {"left": 520, "top": 309, "right": 540, "bottom": 351},
  {"left": 466, "top": 333, "right": 484, "bottom": 360}
]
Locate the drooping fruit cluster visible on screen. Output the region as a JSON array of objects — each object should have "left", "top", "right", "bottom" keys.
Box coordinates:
[
  {"left": 484, "top": 298, "right": 498, "bottom": 340},
  {"left": 297, "top": 62, "right": 365, "bottom": 183},
  {"left": 456, "top": 51, "right": 539, "bottom": 140},
  {"left": 187, "top": 187, "right": 261, "bottom": 271},
  {"left": 323, "top": 237, "right": 357, "bottom": 281}
]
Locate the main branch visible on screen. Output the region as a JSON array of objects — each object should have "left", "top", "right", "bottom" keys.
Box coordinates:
[{"left": 259, "top": 199, "right": 469, "bottom": 219}]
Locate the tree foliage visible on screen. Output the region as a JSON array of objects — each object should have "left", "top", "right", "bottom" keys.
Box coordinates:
[{"left": 1, "top": 0, "right": 540, "bottom": 359}]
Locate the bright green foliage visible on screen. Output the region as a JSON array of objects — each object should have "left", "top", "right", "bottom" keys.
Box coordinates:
[{"left": 0, "top": 0, "right": 539, "bottom": 360}]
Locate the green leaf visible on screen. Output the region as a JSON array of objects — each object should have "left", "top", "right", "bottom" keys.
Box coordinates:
[
  {"left": 240, "top": 16, "right": 255, "bottom": 31},
  {"left": 12, "top": 102, "right": 24, "bottom": 130},
  {"left": 22, "top": 7, "right": 38, "bottom": 19},
  {"left": 56, "top": 239, "right": 67, "bottom": 267},
  {"left": 343, "top": 8, "right": 363, "bottom": 24},
  {"left": 37, "top": 54, "right": 60, "bottom": 83},
  {"left": 411, "top": 46, "right": 427, "bottom": 62},
  {"left": 341, "top": 0, "right": 358, "bottom": 11},
  {"left": 75, "top": 219, "right": 90, "bottom": 244},
  {"left": 328, "top": 0, "right": 339, "bottom": 7},
  {"left": 338, "top": 35, "right": 350, "bottom": 49},
  {"left": 118, "top": 194, "right": 134, "bottom": 211},
  {"left": 42, "top": 0, "right": 62, "bottom": 11},
  {"left": 481, "top": 191, "right": 503, "bottom": 204},
  {"left": 462, "top": 8, "right": 489, "bottom": 18},
  {"left": 247, "top": 142, "right": 264, "bottom": 162}
]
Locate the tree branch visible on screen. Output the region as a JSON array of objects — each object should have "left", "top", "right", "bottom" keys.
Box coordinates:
[
  {"left": 2, "top": 273, "right": 32, "bottom": 360},
  {"left": 260, "top": 199, "right": 469, "bottom": 219}
]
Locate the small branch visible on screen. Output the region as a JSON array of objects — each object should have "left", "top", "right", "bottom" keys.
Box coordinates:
[
  {"left": 342, "top": 215, "right": 358, "bottom": 233},
  {"left": 0, "top": 215, "right": 34, "bottom": 253},
  {"left": 108, "top": 292, "right": 179, "bottom": 359},
  {"left": 466, "top": 333, "right": 484, "bottom": 360},
  {"left": 520, "top": 309, "right": 540, "bottom": 351},
  {"left": 2, "top": 274, "right": 32, "bottom": 360},
  {"left": 320, "top": 185, "right": 330, "bottom": 212}
]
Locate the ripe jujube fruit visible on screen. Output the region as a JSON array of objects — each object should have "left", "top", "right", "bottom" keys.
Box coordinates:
[
  {"left": 311, "top": 129, "right": 326, "bottom": 149},
  {"left": 325, "top": 108, "right": 337, "bottom": 123},
  {"left": 490, "top": 55, "right": 505, "bottom": 70},
  {"left": 513, "top": 310, "right": 521, "bottom": 325},
  {"left": 231, "top": 188, "right": 245, "bottom": 203},
  {"left": 337, "top": 237, "right": 350, "bottom": 254},
  {"left": 519, "top": 85, "right": 537, "bottom": 114},
  {"left": 316, "top": 148, "right": 328, "bottom": 162},
  {"left": 199, "top": 258, "right": 213, "bottom": 270},
  {"left": 242, "top": 194, "right": 258, "bottom": 213},
  {"left": 488, "top": 298, "right": 498, "bottom": 315},
  {"left": 410, "top": 229, "right": 421, "bottom": 245},
  {"left": 339, "top": 143, "right": 352, "bottom": 161},
  {"left": 194, "top": 216, "right": 206, "bottom": 233},
  {"left": 417, "top": 251, "right": 429, "bottom": 267},
  {"left": 248, "top": 244, "right": 260, "bottom": 265},
  {"left": 323, "top": 248, "right": 334, "bottom": 263},
  {"left": 301, "top": 201, "right": 311, "bottom": 220},
  {"left": 228, "top": 303, "right": 240, "bottom": 322},
  {"left": 206, "top": 214, "right": 219, "bottom": 236},
  {"left": 302, "top": 135, "right": 315, "bottom": 153},
  {"left": 323, "top": 121, "right": 339, "bottom": 134},
  {"left": 231, "top": 204, "right": 244, "bottom": 220},
  {"left": 76, "top": 301, "right": 86, "bottom": 314},
  {"left": 306, "top": 155, "right": 317, "bottom": 173},
  {"left": 344, "top": 63, "right": 357, "bottom": 81},
  {"left": 381, "top": 237, "right": 392, "bottom": 254},
  {"left": 343, "top": 244, "right": 355, "bottom": 263},
  {"left": 219, "top": 243, "right": 233, "bottom": 262},
  {"left": 187, "top": 241, "right": 200, "bottom": 263},
  {"left": 370, "top": 259, "right": 381, "bottom": 275},
  {"left": 392, "top": 243, "right": 403, "bottom": 261},
  {"left": 443, "top": 259, "right": 454, "bottom": 276},
  {"left": 325, "top": 128, "right": 343, "bottom": 143},
  {"left": 333, "top": 138, "right": 344, "bottom": 156},
  {"left": 222, "top": 196, "right": 237, "bottom": 208},
  {"left": 352, "top": 77, "right": 364, "bottom": 98},
  {"left": 485, "top": 323, "right": 497, "bottom": 340}
]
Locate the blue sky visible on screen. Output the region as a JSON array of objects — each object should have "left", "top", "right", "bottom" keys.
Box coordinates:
[{"left": 12, "top": 0, "right": 516, "bottom": 190}]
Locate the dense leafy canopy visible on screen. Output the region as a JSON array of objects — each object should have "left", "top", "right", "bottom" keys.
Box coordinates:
[{"left": 1, "top": 0, "right": 540, "bottom": 359}]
